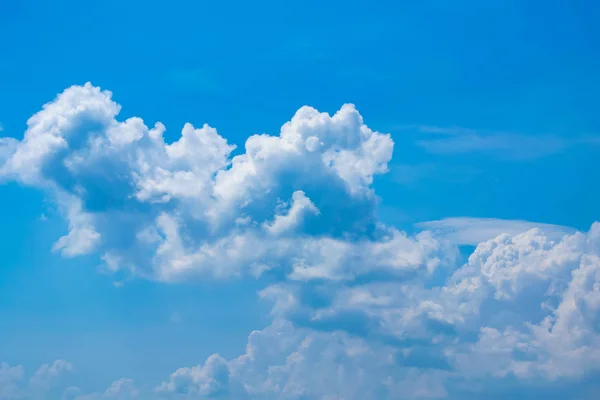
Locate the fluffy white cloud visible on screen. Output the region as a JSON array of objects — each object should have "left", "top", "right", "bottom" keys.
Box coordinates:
[
  {"left": 0, "top": 363, "right": 24, "bottom": 400},
  {"left": 29, "top": 360, "right": 72, "bottom": 391},
  {"left": 0, "top": 360, "right": 71, "bottom": 400},
  {"left": 156, "top": 224, "right": 600, "bottom": 399},
  {"left": 263, "top": 190, "right": 319, "bottom": 236},
  {"left": 0, "top": 83, "right": 397, "bottom": 282},
  {"left": 156, "top": 320, "right": 448, "bottom": 400},
  {"left": 155, "top": 354, "right": 234, "bottom": 398}
]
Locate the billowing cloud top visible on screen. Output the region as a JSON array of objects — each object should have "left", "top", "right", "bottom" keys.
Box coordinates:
[
  {"left": 1, "top": 83, "right": 599, "bottom": 399},
  {"left": 1, "top": 83, "right": 419, "bottom": 283}
]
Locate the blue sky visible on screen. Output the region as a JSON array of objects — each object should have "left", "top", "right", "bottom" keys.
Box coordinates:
[{"left": 1, "top": 0, "right": 600, "bottom": 399}]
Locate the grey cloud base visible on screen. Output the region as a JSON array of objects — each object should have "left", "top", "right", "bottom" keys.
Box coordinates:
[{"left": 1, "top": 84, "right": 599, "bottom": 399}]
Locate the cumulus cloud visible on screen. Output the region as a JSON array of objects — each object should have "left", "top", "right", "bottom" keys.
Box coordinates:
[
  {"left": 2, "top": 84, "right": 600, "bottom": 399},
  {"left": 29, "top": 360, "right": 72, "bottom": 391},
  {"left": 0, "top": 363, "right": 24, "bottom": 399},
  {"left": 156, "top": 224, "right": 600, "bottom": 399},
  {"left": 263, "top": 190, "right": 320, "bottom": 236},
  {"left": 0, "top": 83, "right": 396, "bottom": 282},
  {"left": 156, "top": 320, "right": 448, "bottom": 400},
  {"left": 0, "top": 360, "right": 71, "bottom": 400}
]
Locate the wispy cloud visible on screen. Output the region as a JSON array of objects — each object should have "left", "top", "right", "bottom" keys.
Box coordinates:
[
  {"left": 396, "top": 125, "right": 600, "bottom": 160},
  {"left": 0, "top": 137, "right": 18, "bottom": 169},
  {"left": 391, "top": 163, "right": 480, "bottom": 185},
  {"left": 416, "top": 217, "right": 577, "bottom": 245}
]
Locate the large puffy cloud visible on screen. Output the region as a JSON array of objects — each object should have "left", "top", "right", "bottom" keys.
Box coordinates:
[
  {"left": 0, "top": 83, "right": 404, "bottom": 282},
  {"left": 156, "top": 224, "right": 600, "bottom": 399}
]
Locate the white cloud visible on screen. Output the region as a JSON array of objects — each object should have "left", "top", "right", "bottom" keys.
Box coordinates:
[
  {"left": 3, "top": 366, "right": 141, "bottom": 400},
  {"left": 156, "top": 320, "right": 448, "bottom": 400},
  {"left": 102, "top": 378, "right": 139, "bottom": 399},
  {"left": 51, "top": 194, "right": 101, "bottom": 257},
  {"left": 0, "top": 360, "right": 71, "bottom": 400},
  {"left": 156, "top": 223, "right": 600, "bottom": 398},
  {"left": 156, "top": 354, "right": 233, "bottom": 398},
  {"left": 62, "top": 378, "right": 140, "bottom": 400},
  {"left": 263, "top": 190, "right": 320, "bottom": 236},
  {"left": 0, "top": 138, "right": 18, "bottom": 177},
  {"left": 416, "top": 217, "right": 577, "bottom": 245},
  {"left": 0, "top": 363, "right": 24, "bottom": 400},
  {"left": 396, "top": 125, "right": 600, "bottom": 160},
  {"left": 29, "top": 360, "right": 72, "bottom": 391},
  {"left": 0, "top": 83, "right": 396, "bottom": 282}
]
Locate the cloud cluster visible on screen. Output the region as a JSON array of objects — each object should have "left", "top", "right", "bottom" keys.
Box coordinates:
[
  {"left": 0, "top": 363, "right": 23, "bottom": 399},
  {"left": 156, "top": 320, "right": 449, "bottom": 399},
  {"left": 62, "top": 378, "right": 140, "bottom": 400},
  {"left": 0, "top": 83, "right": 403, "bottom": 283},
  {"left": 0, "top": 360, "right": 71, "bottom": 399},
  {"left": 0, "top": 360, "right": 143, "bottom": 400},
  {"left": 156, "top": 224, "right": 600, "bottom": 399},
  {"left": 1, "top": 84, "right": 599, "bottom": 399}
]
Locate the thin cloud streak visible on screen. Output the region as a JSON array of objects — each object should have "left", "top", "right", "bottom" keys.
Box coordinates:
[
  {"left": 416, "top": 217, "right": 577, "bottom": 245},
  {"left": 393, "top": 124, "right": 600, "bottom": 160}
]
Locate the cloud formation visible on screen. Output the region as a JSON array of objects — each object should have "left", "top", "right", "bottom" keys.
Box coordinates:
[
  {"left": 416, "top": 217, "right": 577, "bottom": 245},
  {"left": 155, "top": 223, "right": 600, "bottom": 399},
  {"left": 0, "top": 360, "right": 71, "bottom": 400},
  {"left": 401, "top": 125, "right": 600, "bottom": 160},
  {"left": 0, "top": 83, "right": 398, "bottom": 282},
  {"left": 1, "top": 84, "right": 599, "bottom": 399}
]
